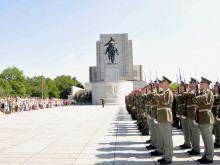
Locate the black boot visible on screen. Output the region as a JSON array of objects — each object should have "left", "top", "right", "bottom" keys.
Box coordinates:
[
  {"left": 200, "top": 158, "right": 213, "bottom": 164},
  {"left": 146, "top": 145, "right": 156, "bottom": 150},
  {"left": 150, "top": 150, "right": 163, "bottom": 156},
  {"left": 146, "top": 139, "right": 151, "bottom": 144},
  {"left": 188, "top": 149, "right": 200, "bottom": 155}
]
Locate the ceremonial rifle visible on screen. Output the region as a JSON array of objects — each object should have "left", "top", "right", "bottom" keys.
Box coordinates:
[
  {"left": 183, "top": 79, "right": 188, "bottom": 118},
  {"left": 144, "top": 74, "right": 148, "bottom": 93},
  {"left": 156, "top": 69, "right": 159, "bottom": 94},
  {"left": 149, "top": 71, "right": 153, "bottom": 92},
  {"left": 195, "top": 80, "right": 200, "bottom": 124},
  {"left": 216, "top": 83, "right": 220, "bottom": 119},
  {"left": 218, "top": 82, "right": 220, "bottom": 95},
  {"left": 176, "top": 74, "right": 180, "bottom": 94},
  {"left": 154, "top": 69, "right": 159, "bottom": 124}
]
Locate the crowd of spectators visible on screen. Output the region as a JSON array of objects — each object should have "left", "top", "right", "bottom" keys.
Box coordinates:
[{"left": 0, "top": 97, "right": 76, "bottom": 113}]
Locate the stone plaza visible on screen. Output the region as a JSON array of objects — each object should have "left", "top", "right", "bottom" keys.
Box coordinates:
[{"left": 0, "top": 105, "right": 220, "bottom": 165}]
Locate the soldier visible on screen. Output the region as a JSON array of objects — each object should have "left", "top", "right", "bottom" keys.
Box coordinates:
[
  {"left": 182, "top": 78, "right": 200, "bottom": 155},
  {"left": 130, "top": 92, "right": 136, "bottom": 120},
  {"left": 125, "top": 95, "right": 130, "bottom": 113},
  {"left": 154, "top": 76, "right": 173, "bottom": 165},
  {"left": 177, "top": 82, "right": 192, "bottom": 150},
  {"left": 150, "top": 79, "right": 164, "bottom": 156},
  {"left": 143, "top": 85, "right": 153, "bottom": 143},
  {"left": 212, "top": 82, "right": 220, "bottom": 148},
  {"left": 193, "top": 77, "right": 214, "bottom": 164},
  {"left": 127, "top": 94, "right": 133, "bottom": 115},
  {"left": 136, "top": 90, "right": 144, "bottom": 132},
  {"left": 145, "top": 82, "right": 157, "bottom": 150},
  {"left": 172, "top": 89, "right": 179, "bottom": 128},
  {"left": 134, "top": 91, "right": 140, "bottom": 125},
  {"left": 101, "top": 98, "right": 105, "bottom": 108},
  {"left": 140, "top": 88, "right": 149, "bottom": 135}
]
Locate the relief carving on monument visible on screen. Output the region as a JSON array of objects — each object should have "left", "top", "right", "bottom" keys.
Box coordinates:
[{"left": 106, "top": 85, "right": 118, "bottom": 98}]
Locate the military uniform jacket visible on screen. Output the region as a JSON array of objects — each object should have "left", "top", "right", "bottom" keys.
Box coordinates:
[
  {"left": 212, "top": 94, "right": 220, "bottom": 117},
  {"left": 143, "top": 93, "right": 152, "bottom": 116},
  {"left": 176, "top": 93, "right": 186, "bottom": 116},
  {"left": 125, "top": 96, "right": 129, "bottom": 108},
  {"left": 146, "top": 90, "right": 158, "bottom": 118},
  {"left": 132, "top": 95, "right": 137, "bottom": 110},
  {"left": 193, "top": 89, "right": 214, "bottom": 124},
  {"left": 139, "top": 95, "right": 145, "bottom": 113},
  {"left": 182, "top": 89, "right": 197, "bottom": 118},
  {"left": 153, "top": 88, "right": 173, "bottom": 123}
]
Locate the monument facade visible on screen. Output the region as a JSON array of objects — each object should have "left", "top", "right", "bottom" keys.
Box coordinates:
[
  {"left": 89, "top": 33, "right": 143, "bottom": 82},
  {"left": 85, "top": 33, "right": 145, "bottom": 105}
]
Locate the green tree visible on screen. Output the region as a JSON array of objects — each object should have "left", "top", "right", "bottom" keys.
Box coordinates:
[
  {"left": 169, "top": 82, "right": 178, "bottom": 91},
  {"left": 26, "top": 76, "right": 50, "bottom": 98},
  {"left": 0, "top": 78, "right": 12, "bottom": 97},
  {"left": 0, "top": 67, "right": 26, "bottom": 97},
  {"left": 54, "top": 75, "right": 83, "bottom": 99},
  {"left": 45, "top": 78, "right": 60, "bottom": 98}
]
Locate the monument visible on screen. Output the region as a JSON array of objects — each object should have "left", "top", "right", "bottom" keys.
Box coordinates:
[{"left": 85, "top": 33, "right": 145, "bottom": 105}]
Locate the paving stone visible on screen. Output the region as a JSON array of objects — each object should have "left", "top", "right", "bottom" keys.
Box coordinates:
[{"left": 0, "top": 105, "right": 219, "bottom": 165}]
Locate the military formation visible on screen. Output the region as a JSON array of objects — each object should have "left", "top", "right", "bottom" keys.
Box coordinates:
[
  {"left": 126, "top": 76, "right": 220, "bottom": 164},
  {"left": 73, "top": 90, "right": 92, "bottom": 104}
]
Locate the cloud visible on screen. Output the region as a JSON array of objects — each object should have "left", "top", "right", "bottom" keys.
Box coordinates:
[{"left": 59, "top": 54, "right": 75, "bottom": 62}]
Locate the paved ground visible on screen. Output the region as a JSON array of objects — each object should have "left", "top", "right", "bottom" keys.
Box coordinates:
[{"left": 0, "top": 105, "right": 220, "bottom": 165}]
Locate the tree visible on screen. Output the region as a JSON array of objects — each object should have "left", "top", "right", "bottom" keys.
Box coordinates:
[
  {"left": 169, "top": 82, "right": 178, "bottom": 91},
  {"left": 26, "top": 76, "right": 40, "bottom": 97},
  {"left": 54, "top": 75, "right": 83, "bottom": 99},
  {"left": 0, "top": 78, "right": 12, "bottom": 97},
  {"left": 0, "top": 66, "right": 84, "bottom": 98},
  {"left": 0, "top": 67, "right": 26, "bottom": 97},
  {"left": 45, "top": 78, "right": 60, "bottom": 98}
]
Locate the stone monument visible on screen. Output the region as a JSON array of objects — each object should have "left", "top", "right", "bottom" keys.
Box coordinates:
[{"left": 85, "top": 33, "right": 145, "bottom": 105}]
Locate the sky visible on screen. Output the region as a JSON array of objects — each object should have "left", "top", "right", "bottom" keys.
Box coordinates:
[{"left": 0, "top": 0, "right": 220, "bottom": 85}]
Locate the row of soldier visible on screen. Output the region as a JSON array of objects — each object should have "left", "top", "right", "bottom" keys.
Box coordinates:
[
  {"left": 126, "top": 76, "right": 220, "bottom": 164},
  {"left": 74, "top": 90, "right": 92, "bottom": 104}
]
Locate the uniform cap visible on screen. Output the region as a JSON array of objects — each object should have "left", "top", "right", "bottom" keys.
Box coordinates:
[
  {"left": 189, "top": 78, "right": 197, "bottom": 83},
  {"left": 214, "top": 81, "right": 220, "bottom": 86},
  {"left": 162, "top": 76, "right": 172, "bottom": 84},
  {"left": 200, "top": 77, "right": 212, "bottom": 85}
]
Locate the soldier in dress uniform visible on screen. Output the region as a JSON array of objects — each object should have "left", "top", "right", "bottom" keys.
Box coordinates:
[
  {"left": 212, "top": 82, "right": 220, "bottom": 148},
  {"left": 137, "top": 90, "right": 144, "bottom": 132},
  {"left": 172, "top": 89, "right": 179, "bottom": 128},
  {"left": 181, "top": 78, "right": 201, "bottom": 156},
  {"left": 154, "top": 76, "right": 174, "bottom": 165},
  {"left": 140, "top": 87, "right": 149, "bottom": 135},
  {"left": 135, "top": 91, "right": 142, "bottom": 130},
  {"left": 145, "top": 81, "right": 157, "bottom": 150},
  {"left": 144, "top": 84, "right": 154, "bottom": 143},
  {"left": 150, "top": 80, "right": 164, "bottom": 156},
  {"left": 101, "top": 98, "right": 105, "bottom": 108},
  {"left": 193, "top": 77, "right": 214, "bottom": 164},
  {"left": 177, "top": 81, "right": 192, "bottom": 150}
]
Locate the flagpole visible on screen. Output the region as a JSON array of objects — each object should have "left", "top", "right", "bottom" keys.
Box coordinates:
[{"left": 42, "top": 73, "right": 43, "bottom": 99}]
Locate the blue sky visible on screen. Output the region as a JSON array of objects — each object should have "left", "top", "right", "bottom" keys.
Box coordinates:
[{"left": 0, "top": 0, "right": 220, "bottom": 84}]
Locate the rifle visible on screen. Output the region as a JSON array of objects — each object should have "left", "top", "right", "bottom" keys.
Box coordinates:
[
  {"left": 218, "top": 83, "right": 220, "bottom": 95},
  {"left": 177, "top": 74, "right": 180, "bottom": 94},
  {"left": 156, "top": 69, "right": 159, "bottom": 94},
  {"left": 145, "top": 85, "right": 148, "bottom": 94},
  {"left": 195, "top": 81, "right": 200, "bottom": 124},
  {"left": 149, "top": 71, "right": 153, "bottom": 92},
  {"left": 216, "top": 83, "right": 220, "bottom": 119},
  {"left": 183, "top": 80, "right": 188, "bottom": 117}
]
